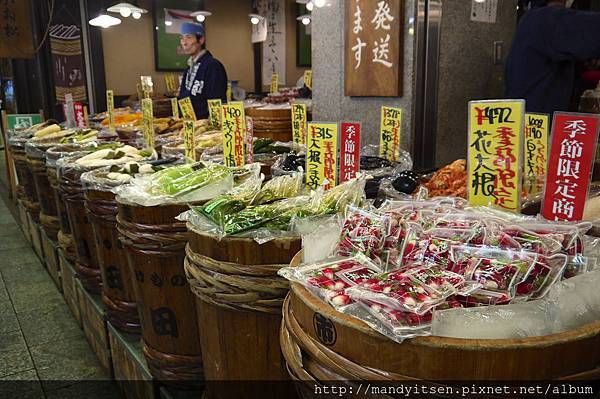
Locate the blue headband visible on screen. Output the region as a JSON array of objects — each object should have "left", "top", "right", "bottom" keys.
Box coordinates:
[{"left": 181, "top": 22, "right": 204, "bottom": 37}]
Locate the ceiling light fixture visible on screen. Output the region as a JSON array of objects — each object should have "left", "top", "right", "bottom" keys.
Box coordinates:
[
  {"left": 89, "top": 13, "right": 122, "bottom": 28},
  {"left": 191, "top": 10, "right": 212, "bottom": 23},
  {"left": 107, "top": 3, "right": 147, "bottom": 18},
  {"left": 296, "top": 14, "right": 311, "bottom": 25},
  {"left": 314, "top": 0, "right": 326, "bottom": 7},
  {"left": 248, "top": 13, "right": 263, "bottom": 25}
]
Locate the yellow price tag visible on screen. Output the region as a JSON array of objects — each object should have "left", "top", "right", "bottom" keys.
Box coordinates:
[
  {"left": 183, "top": 118, "right": 196, "bottom": 162},
  {"left": 83, "top": 105, "right": 89, "bottom": 128},
  {"left": 379, "top": 106, "right": 402, "bottom": 162},
  {"left": 141, "top": 98, "right": 155, "bottom": 150},
  {"left": 207, "top": 99, "right": 222, "bottom": 129},
  {"left": 226, "top": 82, "right": 232, "bottom": 103},
  {"left": 467, "top": 100, "right": 525, "bottom": 212},
  {"left": 140, "top": 76, "right": 153, "bottom": 99},
  {"left": 304, "top": 70, "right": 312, "bottom": 90},
  {"left": 524, "top": 113, "right": 549, "bottom": 195},
  {"left": 221, "top": 101, "right": 246, "bottom": 167},
  {"left": 106, "top": 90, "right": 115, "bottom": 132},
  {"left": 178, "top": 97, "right": 197, "bottom": 121},
  {"left": 306, "top": 122, "right": 338, "bottom": 190},
  {"left": 171, "top": 98, "right": 179, "bottom": 119},
  {"left": 270, "top": 73, "right": 279, "bottom": 94},
  {"left": 291, "top": 103, "right": 307, "bottom": 145}
]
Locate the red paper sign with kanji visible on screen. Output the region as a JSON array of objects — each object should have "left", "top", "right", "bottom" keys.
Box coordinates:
[
  {"left": 340, "top": 122, "right": 361, "bottom": 183},
  {"left": 542, "top": 113, "right": 600, "bottom": 221},
  {"left": 74, "top": 102, "right": 86, "bottom": 128}
]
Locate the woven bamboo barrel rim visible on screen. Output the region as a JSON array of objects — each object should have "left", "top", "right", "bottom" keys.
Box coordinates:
[{"left": 245, "top": 107, "right": 291, "bottom": 119}]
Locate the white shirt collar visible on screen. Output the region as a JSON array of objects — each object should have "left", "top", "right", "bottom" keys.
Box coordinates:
[{"left": 188, "top": 49, "right": 207, "bottom": 67}]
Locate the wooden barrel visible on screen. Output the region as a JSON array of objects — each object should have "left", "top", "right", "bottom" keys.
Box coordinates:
[
  {"left": 83, "top": 174, "right": 141, "bottom": 335},
  {"left": 281, "top": 253, "right": 600, "bottom": 385},
  {"left": 58, "top": 157, "right": 102, "bottom": 294},
  {"left": 47, "top": 144, "right": 86, "bottom": 262},
  {"left": 10, "top": 137, "right": 40, "bottom": 221},
  {"left": 26, "top": 142, "right": 60, "bottom": 240},
  {"left": 184, "top": 229, "right": 301, "bottom": 399},
  {"left": 116, "top": 199, "right": 203, "bottom": 388},
  {"left": 245, "top": 107, "right": 292, "bottom": 142}
]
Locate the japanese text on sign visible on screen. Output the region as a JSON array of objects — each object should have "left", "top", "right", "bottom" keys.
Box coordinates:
[
  {"left": 306, "top": 122, "right": 338, "bottom": 190},
  {"left": 221, "top": 102, "right": 246, "bottom": 167},
  {"left": 246, "top": 116, "right": 254, "bottom": 164},
  {"left": 208, "top": 99, "right": 222, "bottom": 129},
  {"left": 171, "top": 98, "right": 179, "bottom": 119},
  {"left": 106, "top": 90, "right": 115, "bottom": 132},
  {"left": 340, "top": 122, "right": 361, "bottom": 183},
  {"left": 542, "top": 113, "right": 600, "bottom": 221},
  {"left": 524, "top": 113, "right": 549, "bottom": 194},
  {"left": 467, "top": 100, "right": 524, "bottom": 212},
  {"left": 141, "top": 98, "right": 155, "bottom": 150},
  {"left": 304, "top": 70, "right": 312, "bottom": 90},
  {"left": 379, "top": 106, "right": 402, "bottom": 162},
  {"left": 270, "top": 73, "right": 279, "bottom": 94},
  {"left": 183, "top": 118, "right": 196, "bottom": 162},
  {"left": 165, "top": 73, "right": 179, "bottom": 93},
  {"left": 178, "top": 97, "right": 197, "bottom": 121},
  {"left": 74, "top": 102, "right": 85, "bottom": 129},
  {"left": 291, "top": 103, "right": 307, "bottom": 145}
]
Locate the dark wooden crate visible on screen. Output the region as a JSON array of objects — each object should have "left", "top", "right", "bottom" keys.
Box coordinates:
[
  {"left": 58, "top": 250, "right": 82, "bottom": 327},
  {"left": 76, "top": 278, "right": 113, "bottom": 375},
  {"left": 108, "top": 322, "right": 158, "bottom": 399},
  {"left": 17, "top": 200, "right": 31, "bottom": 243},
  {"left": 26, "top": 212, "right": 43, "bottom": 261},
  {"left": 41, "top": 230, "right": 61, "bottom": 292}
]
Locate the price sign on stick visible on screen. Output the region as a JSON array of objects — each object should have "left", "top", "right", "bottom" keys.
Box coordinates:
[
  {"left": 171, "top": 98, "right": 179, "bottom": 119},
  {"left": 183, "top": 118, "right": 196, "bottom": 162},
  {"left": 467, "top": 99, "right": 525, "bottom": 212},
  {"left": 246, "top": 116, "right": 254, "bottom": 164},
  {"left": 140, "top": 76, "right": 153, "bottom": 98},
  {"left": 304, "top": 70, "right": 312, "bottom": 90},
  {"left": 523, "top": 113, "right": 550, "bottom": 195},
  {"left": 340, "top": 122, "right": 361, "bottom": 183},
  {"left": 291, "top": 103, "right": 307, "bottom": 145},
  {"left": 221, "top": 102, "right": 247, "bottom": 167},
  {"left": 542, "top": 112, "right": 600, "bottom": 221},
  {"left": 83, "top": 106, "right": 89, "bottom": 128},
  {"left": 208, "top": 99, "right": 222, "bottom": 129},
  {"left": 306, "top": 122, "right": 338, "bottom": 190},
  {"left": 226, "top": 82, "right": 232, "bottom": 103},
  {"left": 141, "top": 98, "right": 155, "bottom": 150},
  {"left": 178, "top": 97, "right": 197, "bottom": 121},
  {"left": 379, "top": 106, "right": 402, "bottom": 162},
  {"left": 270, "top": 73, "right": 279, "bottom": 94},
  {"left": 106, "top": 90, "right": 115, "bottom": 132}
]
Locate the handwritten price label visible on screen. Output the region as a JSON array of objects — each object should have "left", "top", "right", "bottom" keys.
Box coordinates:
[{"left": 221, "top": 101, "right": 247, "bottom": 167}]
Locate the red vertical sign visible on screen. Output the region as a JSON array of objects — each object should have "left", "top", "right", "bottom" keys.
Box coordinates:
[
  {"left": 74, "top": 102, "right": 85, "bottom": 128},
  {"left": 339, "top": 122, "right": 361, "bottom": 183},
  {"left": 245, "top": 116, "right": 254, "bottom": 164},
  {"left": 542, "top": 112, "right": 600, "bottom": 221}
]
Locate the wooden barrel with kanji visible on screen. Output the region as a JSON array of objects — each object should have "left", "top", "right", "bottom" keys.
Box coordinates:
[
  {"left": 245, "top": 107, "right": 292, "bottom": 142},
  {"left": 184, "top": 228, "right": 301, "bottom": 399},
  {"left": 116, "top": 199, "right": 203, "bottom": 389}
]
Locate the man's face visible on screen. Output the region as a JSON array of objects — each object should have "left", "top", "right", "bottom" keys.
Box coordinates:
[{"left": 180, "top": 34, "right": 204, "bottom": 55}]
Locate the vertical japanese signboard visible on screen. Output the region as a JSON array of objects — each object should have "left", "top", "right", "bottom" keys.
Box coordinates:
[
  {"left": 0, "top": 0, "right": 34, "bottom": 58},
  {"left": 345, "top": 0, "right": 403, "bottom": 96},
  {"left": 467, "top": 100, "right": 525, "bottom": 212},
  {"left": 304, "top": 70, "right": 313, "bottom": 90},
  {"left": 291, "top": 103, "right": 307, "bottom": 145},
  {"left": 306, "top": 122, "right": 338, "bottom": 190},
  {"left": 207, "top": 99, "right": 222, "bottom": 129},
  {"left": 541, "top": 113, "right": 600, "bottom": 222},
  {"left": 221, "top": 102, "right": 246, "bottom": 167},
  {"left": 63, "top": 93, "right": 76, "bottom": 128},
  {"left": 178, "top": 97, "right": 197, "bottom": 121},
  {"left": 270, "top": 73, "right": 279, "bottom": 94},
  {"left": 183, "top": 118, "right": 196, "bottom": 162},
  {"left": 524, "top": 113, "right": 549, "bottom": 195},
  {"left": 73, "top": 102, "right": 85, "bottom": 128},
  {"left": 246, "top": 116, "right": 254, "bottom": 164},
  {"left": 141, "top": 98, "right": 155, "bottom": 150},
  {"left": 106, "top": 90, "right": 115, "bottom": 132},
  {"left": 340, "top": 122, "right": 361, "bottom": 183},
  {"left": 379, "top": 106, "right": 402, "bottom": 162}
]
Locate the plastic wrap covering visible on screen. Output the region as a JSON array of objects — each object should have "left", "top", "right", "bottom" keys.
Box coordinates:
[
  {"left": 45, "top": 143, "right": 90, "bottom": 167},
  {"left": 114, "top": 162, "right": 235, "bottom": 207},
  {"left": 432, "top": 270, "right": 600, "bottom": 339},
  {"left": 271, "top": 153, "right": 305, "bottom": 177}
]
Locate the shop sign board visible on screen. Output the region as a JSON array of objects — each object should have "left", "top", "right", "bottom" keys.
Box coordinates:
[
  {"left": 221, "top": 102, "right": 246, "bottom": 167},
  {"left": 467, "top": 99, "right": 525, "bottom": 212},
  {"left": 246, "top": 116, "right": 254, "bottom": 164},
  {"left": 106, "top": 90, "right": 115, "bottom": 132},
  {"left": 0, "top": 0, "right": 34, "bottom": 58},
  {"left": 541, "top": 112, "right": 600, "bottom": 221},
  {"left": 6, "top": 114, "right": 43, "bottom": 130},
  {"left": 178, "top": 97, "right": 197, "bottom": 121},
  {"left": 379, "top": 106, "right": 402, "bottom": 162},
  {"left": 344, "top": 0, "right": 403, "bottom": 96},
  {"left": 183, "top": 118, "right": 196, "bottom": 163},
  {"left": 208, "top": 99, "right": 222, "bottom": 129},
  {"left": 141, "top": 98, "right": 155, "bottom": 150},
  {"left": 74, "top": 102, "right": 85, "bottom": 128},
  {"left": 270, "top": 73, "right": 279, "bottom": 94},
  {"left": 524, "top": 113, "right": 549, "bottom": 195},
  {"left": 306, "top": 122, "right": 338, "bottom": 190},
  {"left": 340, "top": 122, "right": 361, "bottom": 183},
  {"left": 291, "top": 103, "right": 307, "bottom": 145},
  {"left": 304, "top": 70, "right": 313, "bottom": 90}
]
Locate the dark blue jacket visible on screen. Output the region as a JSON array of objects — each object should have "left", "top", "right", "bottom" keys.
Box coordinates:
[
  {"left": 505, "top": 5, "right": 600, "bottom": 114},
  {"left": 179, "top": 51, "right": 228, "bottom": 119}
]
